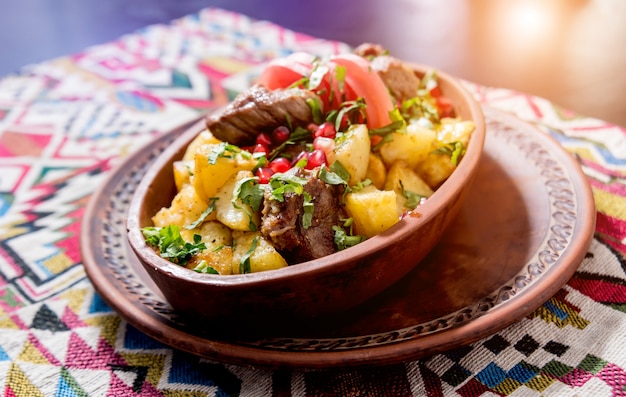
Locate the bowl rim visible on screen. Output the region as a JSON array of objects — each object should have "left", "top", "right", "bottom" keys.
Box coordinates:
[{"left": 126, "top": 63, "right": 486, "bottom": 287}]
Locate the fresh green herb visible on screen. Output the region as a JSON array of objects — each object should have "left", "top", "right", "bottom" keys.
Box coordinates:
[
  {"left": 399, "top": 180, "right": 425, "bottom": 210},
  {"left": 320, "top": 163, "right": 349, "bottom": 185},
  {"left": 193, "top": 260, "right": 219, "bottom": 274},
  {"left": 431, "top": 141, "right": 466, "bottom": 165},
  {"left": 208, "top": 142, "right": 242, "bottom": 164},
  {"left": 368, "top": 119, "right": 405, "bottom": 137},
  {"left": 332, "top": 99, "right": 366, "bottom": 132},
  {"left": 239, "top": 236, "right": 259, "bottom": 274},
  {"left": 302, "top": 192, "right": 314, "bottom": 229},
  {"left": 185, "top": 197, "right": 218, "bottom": 230},
  {"left": 401, "top": 96, "right": 439, "bottom": 124},
  {"left": 268, "top": 125, "right": 312, "bottom": 161},
  {"left": 234, "top": 177, "right": 264, "bottom": 212},
  {"left": 308, "top": 63, "right": 329, "bottom": 91},
  {"left": 418, "top": 69, "right": 439, "bottom": 92},
  {"left": 333, "top": 223, "right": 366, "bottom": 251},
  {"left": 306, "top": 97, "right": 324, "bottom": 125},
  {"left": 268, "top": 173, "right": 308, "bottom": 201},
  {"left": 293, "top": 156, "right": 308, "bottom": 168},
  {"left": 351, "top": 179, "right": 372, "bottom": 192},
  {"left": 141, "top": 225, "right": 206, "bottom": 265},
  {"left": 252, "top": 153, "right": 268, "bottom": 172},
  {"left": 232, "top": 177, "right": 264, "bottom": 231}
]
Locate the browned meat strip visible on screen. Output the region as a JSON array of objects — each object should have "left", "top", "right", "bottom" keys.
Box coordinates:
[
  {"left": 354, "top": 43, "right": 421, "bottom": 102},
  {"left": 205, "top": 85, "right": 320, "bottom": 146},
  {"left": 260, "top": 168, "right": 345, "bottom": 262},
  {"left": 370, "top": 55, "right": 421, "bottom": 102}
]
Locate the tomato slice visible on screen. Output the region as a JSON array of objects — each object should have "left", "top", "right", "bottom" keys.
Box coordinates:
[
  {"left": 329, "top": 53, "right": 394, "bottom": 129},
  {"left": 256, "top": 52, "right": 315, "bottom": 90}
]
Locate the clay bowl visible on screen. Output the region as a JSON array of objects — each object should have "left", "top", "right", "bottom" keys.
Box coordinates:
[{"left": 126, "top": 64, "right": 486, "bottom": 334}]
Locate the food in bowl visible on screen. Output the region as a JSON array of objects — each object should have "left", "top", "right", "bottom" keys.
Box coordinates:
[{"left": 140, "top": 44, "right": 476, "bottom": 275}]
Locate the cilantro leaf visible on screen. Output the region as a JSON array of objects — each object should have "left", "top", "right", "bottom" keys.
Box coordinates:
[
  {"left": 268, "top": 173, "right": 307, "bottom": 202},
  {"left": 185, "top": 197, "right": 218, "bottom": 230},
  {"left": 141, "top": 225, "right": 206, "bottom": 265},
  {"left": 193, "top": 260, "right": 219, "bottom": 274},
  {"left": 431, "top": 141, "right": 466, "bottom": 165},
  {"left": 239, "top": 236, "right": 259, "bottom": 274},
  {"left": 208, "top": 142, "right": 242, "bottom": 164},
  {"left": 321, "top": 163, "right": 349, "bottom": 185},
  {"left": 232, "top": 177, "right": 263, "bottom": 232},
  {"left": 302, "top": 192, "right": 314, "bottom": 229},
  {"left": 333, "top": 225, "right": 366, "bottom": 251}
]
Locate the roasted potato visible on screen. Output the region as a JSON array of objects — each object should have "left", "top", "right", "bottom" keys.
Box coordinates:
[
  {"left": 231, "top": 231, "right": 288, "bottom": 274},
  {"left": 333, "top": 124, "right": 371, "bottom": 186},
  {"left": 344, "top": 185, "right": 399, "bottom": 238},
  {"left": 214, "top": 171, "right": 260, "bottom": 232},
  {"left": 379, "top": 122, "right": 436, "bottom": 168},
  {"left": 385, "top": 161, "right": 434, "bottom": 214},
  {"left": 193, "top": 143, "right": 257, "bottom": 202}
]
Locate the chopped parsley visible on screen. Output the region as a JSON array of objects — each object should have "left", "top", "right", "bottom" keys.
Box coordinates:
[
  {"left": 208, "top": 142, "right": 248, "bottom": 164},
  {"left": 141, "top": 225, "right": 206, "bottom": 265},
  {"left": 232, "top": 177, "right": 264, "bottom": 231},
  {"left": 239, "top": 236, "right": 259, "bottom": 274},
  {"left": 432, "top": 141, "right": 466, "bottom": 165},
  {"left": 400, "top": 181, "right": 425, "bottom": 210},
  {"left": 268, "top": 173, "right": 308, "bottom": 201},
  {"left": 193, "top": 260, "right": 219, "bottom": 274},
  {"left": 320, "top": 163, "right": 349, "bottom": 186},
  {"left": 302, "top": 192, "right": 314, "bottom": 229},
  {"left": 185, "top": 197, "right": 218, "bottom": 230},
  {"left": 333, "top": 218, "right": 366, "bottom": 251}
]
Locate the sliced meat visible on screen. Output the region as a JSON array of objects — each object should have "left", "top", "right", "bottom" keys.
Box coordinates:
[
  {"left": 260, "top": 168, "right": 345, "bottom": 262},
  {"left": 354, "top": 43, "right": 421, "bottom": 102},
  {"left": 205, "top": 85, "right": 320, "bottom": 146},
  {"left": 370, "top": 55, "right": 421, "bottom": 102}
]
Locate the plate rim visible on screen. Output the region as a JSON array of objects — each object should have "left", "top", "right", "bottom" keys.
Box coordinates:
[{"left": 80, "top": 107, "right": 596, "bottom": 369}]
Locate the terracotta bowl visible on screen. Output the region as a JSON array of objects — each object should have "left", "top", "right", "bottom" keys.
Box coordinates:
[{"left": 126, "top": 64, "right": 486, "bottom": 332}]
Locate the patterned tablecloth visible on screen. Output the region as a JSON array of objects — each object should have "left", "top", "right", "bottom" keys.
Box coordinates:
[{"left": 1, "top": 8, "right": 625, "bottom": 397}]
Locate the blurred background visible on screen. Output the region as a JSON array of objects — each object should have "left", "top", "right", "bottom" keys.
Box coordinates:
[{"left": 1, "top": 0, "right": 625, "bottom": 127}]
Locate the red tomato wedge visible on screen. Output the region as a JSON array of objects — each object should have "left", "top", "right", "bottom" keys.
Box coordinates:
[
  {"left": 256, "top": 52, "right": 316, "bottom": 90},
  {"left": 329, "top": 53, "right": 394, "bottom": 129}
]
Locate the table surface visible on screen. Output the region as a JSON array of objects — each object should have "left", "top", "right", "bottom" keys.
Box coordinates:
[
  {"left": 1, "top": 3, "right": 626, "bottom": 397},
  {"left": 1, "top": 0, "right": 625, "bottom": 128}
]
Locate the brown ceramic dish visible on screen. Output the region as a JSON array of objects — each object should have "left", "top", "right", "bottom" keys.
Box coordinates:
[
  {"left": 82, "top": 107, "right": 595, "bottom": 368},
  {"left": 125, "top": 64, "right": 486, "bottom": 327}
]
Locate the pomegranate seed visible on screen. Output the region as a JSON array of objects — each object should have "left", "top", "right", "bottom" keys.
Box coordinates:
[
  {"left": 269, "top": 157, "right": 291, "bottom": 174},
  {"left": 271, "top": 126, "right": 290, "bottom": 144},
  {"left": 305, "top": 149, "right": 327, "bottom": 170},
  {"left": 292, "top": 151, "right": 309, "bottom": 167},
  {"left": 313, "top": 137, "right": 335, "bottom": 163},
  {"left": 256, "top": 167, "right": 274, "bottom": 184},
  {"left": 307, "top": 123, "right": 319, "bottom": 132},
  {"left": 314, "top": 122, "right": 336, "bottom": 139},
  {"left": 256, "top": 133, "right": 272, "bottom": 147},
  {"left": 253, "top": 143, "right": 268, "bottom": 154}
]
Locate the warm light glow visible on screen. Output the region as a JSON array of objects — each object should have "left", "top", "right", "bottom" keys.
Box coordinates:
[
  {"left": 508, "top": 1, "right": 553, "bottom": 39},
  {"left": 489, "top": 0, "right": 561, "bottom": 58}
]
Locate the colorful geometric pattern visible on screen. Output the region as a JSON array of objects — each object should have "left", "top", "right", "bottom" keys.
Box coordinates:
[{"left": 1, "top": 7, "right": 625, "bottom": 396}]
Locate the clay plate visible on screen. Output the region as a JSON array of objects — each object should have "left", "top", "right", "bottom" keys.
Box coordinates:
[{"left": 81, "top": 107, "right": 595, "bottom": 369}]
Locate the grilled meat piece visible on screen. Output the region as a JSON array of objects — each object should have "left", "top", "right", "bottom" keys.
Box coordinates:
[
  {"left": 370, "top": 55, "right": 421, "bottom": 102},
  {"left": 205, "top": 85, "right": 320, "bottom": 146},
  {"left": 260, "top": 168, "right": 345, "bottom": 262},
  {"left": 354, "top": 43, "right": 421, "bottom": 102}
]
